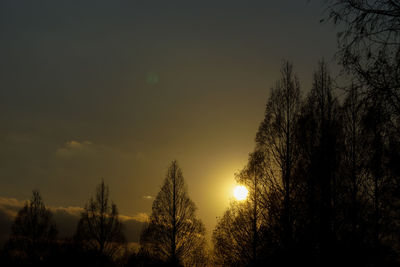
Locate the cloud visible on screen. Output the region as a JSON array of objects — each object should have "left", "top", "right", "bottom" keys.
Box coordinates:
[
  {"left": 0, "top": 197, "right": 84, "bottom": 243},
  {"left": 50, "top": 206, "right": 84, "bottom": 217},
  {"left": 132, "top": 212, "right": 149, "bottom": 223},
  {"left": 120, "top": 212, "right": 149, "bottom": 223},
  {"left": 0, "top": 197, "right": 26, "bottom": 218},
  {"left": 55, "top": 140, "right": 94, "bottom": 158},
  {"left": 66, "top": 140, "right": 92, "bottom": 148},
  {"left": 0, "top": 197, "right": 146, "bottom": 245},
  {"left": 0, "top": 206, "right": 15, "bottom": 245}
]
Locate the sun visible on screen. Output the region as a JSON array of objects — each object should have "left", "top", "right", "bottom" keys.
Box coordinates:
[{"left": 233, "top": 185, "right": 248, "bottom": 201}]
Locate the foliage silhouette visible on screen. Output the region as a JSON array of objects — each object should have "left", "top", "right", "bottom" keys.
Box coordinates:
[
  {"left": 213, "top": 59, "right": 400, "bottom": 266},
  {"left": 75, "top": 180, "right": 125, "bottom": 259},
  {"left": 255, "top": 60, "right": 301, "bottom": 251},
  {"left": 140, "top": 160, "right": 207, "bottom": 267},
  {"left": 2, "top": 2, "right": 400, "bottom": 264},
  {"left": 3, "top": 190, "right": 57, "bottom": 266},
  {"left": 212, "top": 199, "right": 264, "bottom": 266},
  {"left": 325, "top": 0, "right": 400, "bottom": 121}
]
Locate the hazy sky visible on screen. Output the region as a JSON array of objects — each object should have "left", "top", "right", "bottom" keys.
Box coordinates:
[{"left": 0, "top": 0, "right": 339, "bottom": 241}]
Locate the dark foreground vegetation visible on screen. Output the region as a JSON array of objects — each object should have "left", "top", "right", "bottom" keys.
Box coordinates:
[
  {"left": 1, "top": 0, "right": 400, "bottom": 266},
  {"left": 0, "top": 163, "right": 209, "bottom": 267}
]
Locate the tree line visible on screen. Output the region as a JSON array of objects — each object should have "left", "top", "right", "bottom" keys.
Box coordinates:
[
  {"left": 212, "top": 1, "right": 400, "bottom": 265},
  {"left": 1, "top": 0, "right": 400, "bottom": 266},
  {"left": 213, "top": 59, "right": 400, "bottom": 266},
  {"left": 0, "top": 161, "right": 209, "bottom": 267},
  {"left": 0, "top": 181, "right": 127, "bottom": 266},
  {"left": 2, "top": 58, "right": 399, "bottom": 266}
]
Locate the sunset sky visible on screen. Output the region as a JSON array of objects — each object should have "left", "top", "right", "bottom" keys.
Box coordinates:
[{"left": 0, "top": 0, "right": 338, "bottom": 241}]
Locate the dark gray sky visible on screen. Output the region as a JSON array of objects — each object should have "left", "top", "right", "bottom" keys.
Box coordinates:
[{"left": 0, "top": 0, "right": 339, "bottom": 241}]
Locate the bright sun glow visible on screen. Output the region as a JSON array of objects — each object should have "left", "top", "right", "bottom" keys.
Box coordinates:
[{"left": 233, "top": 185, "right": 248, "bottom": 201}]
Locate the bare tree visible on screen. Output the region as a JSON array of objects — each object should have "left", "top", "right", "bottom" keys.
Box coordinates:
[
  {"left": 5, "top": 190, "right": 57, "bottom": 264},
  {"left": 212, "top": 201, "right": 254, "bottom": 266},
  {"left": 324, "top": 2, "right": 400, "bottom": 261},
  {"left": 255, "top": 60, "right": 301, "bottom": 249},
  {"left": 214, "top": 61, "right": 302, "bottom": 265},
  {"left": 362, "top": 91, "right": 392, "bottom": 247},
  {"left": 75, "top": 180, "right": 125, "bottom": 258},
  {"left": 233, "top": 150, "right": 270, "bottom": 265},
  {"left": 140, "top": 160, "right": 207, "bottom": 266},
  {"left": 325, "top": 0, "right": 400, "bottom": 119},
  {"left": 298, "top": 61, "right": 343, "bottom": 263},
  {"left": 340, "top": 83, "right": 370, "bottom": 239}
]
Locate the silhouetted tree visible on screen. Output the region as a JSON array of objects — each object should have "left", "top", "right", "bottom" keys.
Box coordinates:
[
  {"left": 236, "top": 150, "right": 272, "bottom": 265},
  {"left": 255, "top": 60, "right": 301, "bottom": 251},
  {"left": 140, "top": 160, "right": 207, "bottom": 267},
  {"left": 334, "top": 83, "right": 374, "bottom": 260},
  {"left": 212, "top": 201, "right": 254, "bottom": 266},
  {"left": 214, "top": 151, "right": 290, "bottom": 266},
  {"left": 297, "top": 61, "right": 343, "bottom": 264},
  {"left": 341, "top": 84, "right": 366, "bottom": 236},
  {"left": 211, "top": 49, "right": 400, "bottom": 264},
  {"left": 325, "top": 0, "right": 400, "bottom": 123},
  {"left": 75, "top": 180, "right": 125, "bottom": 259},
  {"left": 361, "top": 89, "right": 400, "bottom": 264},
  {"left": 4, "top": 190, "right": 57, "bottom": 265},
  {"left": 323, "top": 1, "right": 400, "bottom": 263}
]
